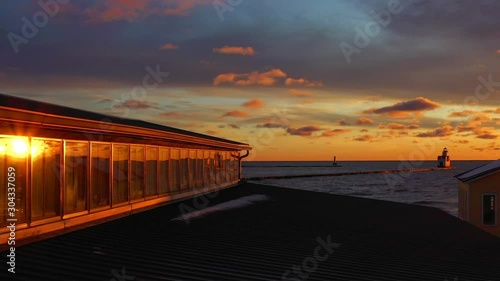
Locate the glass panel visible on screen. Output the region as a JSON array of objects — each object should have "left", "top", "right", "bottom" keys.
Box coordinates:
[
  {"left": 189, "top": 150, "right": 196, "bottom": 189},
  {"left": 32, "top": 139, "right": 62, "bottom": 220},
  {"left": 180, "top": 150, "right": 189, "bottom": 191},
  {"left": 483, "top": 194, "right": 496, "bottom": 225},
  {"left": 130, "top": 145, "right": 144, "bottom": 200},
  {"left": 159, "top": 147, "right": 170, "bottom": 194},
  {"left": 146, "top": 146, "right": 159, "bottom": 197},
  {"left": 65, "top": 142, "right": 88, "bottom": 214},
  {"left": 231, "top": 152, "right": 239, "bottom": 181},
  {"left": 209, "top": 151, "right": 216, "bottom": 185},
  {"left": 224, "top": 152, "right": 231, "bottom": 183},
  {"left": 196, "top": 150, "right": 204, "bottom": 188},
  {"left": 0, "top": 137, "right": 27, "bottom": 226},
  {"left": 113, "top": 144, "right": 129, "bottom": 205},
  {"left": 203, "top": 151, "right": 210, "bottom": 187},
  {"left": 170, "top": 149, "right": 180, "bottom": 193},
  {"left": 91, "top": 143, "right": 110, "bottom": 209}
]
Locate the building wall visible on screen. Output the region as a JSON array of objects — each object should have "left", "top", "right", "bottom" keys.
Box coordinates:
[
  {"left": 467, "top": 172, "right": 500, "bottom": 237},
  {"left": 458, "top": 182, "right": 469, "bottom": 221},
  {"left": 0, "top": 134, "right": 242, "bottom": 243}
]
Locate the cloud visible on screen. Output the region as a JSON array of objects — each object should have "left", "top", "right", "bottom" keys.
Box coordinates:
[
  {"left": 299, "top": 99, "right": 314, "bottom": 104},
  {"left": 213, "top": 46, "right": 255, "bottom": 56},
  {"left": 205, "top": 130, "right": 217, "bottom": 135},
  {"left": 289, "top": 89, "right": 313, "bottom": 97},
  {"left": 113, "top": 99, "right": 159, "bottom": 110},
  {"left": 385, "top": 123, "right": 420, "bottom": 130},
  {"left": 353, "top": 135, "right": 374, "bottom": 142},
  {"left": 416, "top": 125, "right": 454, "bottom": 137},
  {"left": 497, "top": 50, "right": 500, "bottom": 55},
  {"left": 285, "top": 78, "right": 323, "bottom": 87},
  {"left": 337, "top": 120, "right": 349, "bottom": 126},
  {"left": 474, "top": 127, "right": 498, "bottom": 139},
  {"left": 448, "top": 110, "right": 476, "bottom": 117},
  {"left": 456, "top": 126, "right": 474, "bottom": 132},
  {"left": 228, "top": 124, "right": 240, "bottom": 129},
  {"left": 356, "top": 117, "right": 373, "bottom": 125},
  {"left": 256, "top": 123, "right": 287, "bottom": 129},
  {"left": 322, "top": 129, "right": 351, "bottom": 137},
  {"left": 363, "top": 97, "right": 440, "bottom": 118},
  {"left": 213, "top": 69, "right": 287, "bottom": 86},
  {"left": 81, "top": 0, "right": 213, "bottom": 23},
  {"left": 221, "top": 110, "right": 249, "bottom": 118},
  {"left": 286, "top": 125, "right": 322, "bottom": 136},
  {"left": 160, "top": 43, "right": 179, "bottom": 50},
  {"left": 241, "top": 98, "right": 265, "bottom": 109}
]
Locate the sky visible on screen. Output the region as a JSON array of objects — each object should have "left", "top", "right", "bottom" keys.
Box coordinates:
[{"left": 1, "top": 0, "right": 500, "bottom": 161}]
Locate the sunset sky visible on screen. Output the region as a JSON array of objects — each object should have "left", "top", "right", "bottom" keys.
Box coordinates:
[{"left": 1, "top": 0, "right": 500, "bottom": 161}]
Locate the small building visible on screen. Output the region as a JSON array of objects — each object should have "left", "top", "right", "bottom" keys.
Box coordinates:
[
  {"left": 455, "top": 160, "right": 500, "bottom": 237},
  {"left": 437, "top": 147, "right": 451, "bottom": 168},
  {"left": 0, "top": 93, "right": 251, "bottom": 243}
]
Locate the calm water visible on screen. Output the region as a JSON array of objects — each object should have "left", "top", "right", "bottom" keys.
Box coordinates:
[{"left": 242, "top": 161, "right": 490, "bottom": 217}]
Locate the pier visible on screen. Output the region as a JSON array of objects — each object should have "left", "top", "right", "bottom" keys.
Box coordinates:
[{"left": 245, "top": 167, "right": 455, "bottom": 181}]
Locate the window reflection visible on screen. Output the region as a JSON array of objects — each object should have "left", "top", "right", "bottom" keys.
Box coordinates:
[
  {"left": 0, "top": 137, "right": 27, "bottom": 226},
  {"left": 170, "top": 149, "right": 180, "bottom": 193},
  {"left": 188, "top": 150, "right": 196, "bottom": 189},
  {"left": 113, "top": 144, "right": 129, "bottom": 205},
  {"left": 196, "top": 150, "right": 204, "bottom": 188},
  {"left": 146, "top": 146, "right": 158, "bottom": 197},
  {"left": 32, "top": 139, "right": 62, "bottom": 220},
  {"left": 130, "top": 145, "right": 144, "bottom": 200},
  {"left": 159, "top": 147, "right": 170, "bottom": 194},
  {"left": 65, "top": 142, "right": 88, "bottom": 214},
  {"left": 91, "top": 143, "right": 110, "bottom": 209},
  {"left": 180, "top": 150, "right": 189, "bottom": 191}
]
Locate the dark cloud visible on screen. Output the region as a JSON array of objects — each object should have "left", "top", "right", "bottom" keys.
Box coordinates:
[
  {"left": 286, "top": 126, "right": 322, "bottom": 136},
  {"left": 416, "top": 125, "right": 454, "bottom": 137},
  {"left": 363, "top": 97, "right": 440, "bottom": 118}
]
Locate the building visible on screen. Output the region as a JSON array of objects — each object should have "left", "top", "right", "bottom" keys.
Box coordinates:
[
  {"left": 437, "top": 147, "right": 451, "bottom": 168},
  {"left": 0, "top": 93, "right": 251, "bottom": 243},
  {"left": 455, "top": 159, "right": 500, "bottom": 237}
]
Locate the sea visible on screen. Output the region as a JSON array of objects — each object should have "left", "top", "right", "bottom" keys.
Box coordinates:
[{"left": 242, "top": 160, "right": 491, "bottom": 217}]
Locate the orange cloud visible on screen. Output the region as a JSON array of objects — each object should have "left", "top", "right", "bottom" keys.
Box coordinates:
[
  {"left": 448, "top": 110, "right": 476, "bottom": 117},
  {"left": 221, "top": 110, "right": 249, "bottom": 118},
  {"left": 356, "top": 117, "right": 373, "bottom": 125},
  {"left": 213, "top": 69, "right": 287, "bottom": 86},
  {"left": 286, "top": 126, "right": 322, "bottom": 136},
  {"left": 213, "top": 46, "right": 255, "bottom": 56},
  {"left": 416, "top": 125, "right": 453, "bottom": 137},
  {"left": 384, "top": 123, "right": 419, "bottom": 130},
  {"left": 353, "top": 135, "right": 374, "bottom": 142},
  {"left": 160, "top": 43, "right": 178, "bottom": 50},
  {"left": 241, "top": 98, "right": 265, "bottom": 109},
  {"left": 497, "top": 50, "right": 500, "bottom": 55},
  {"left": 322, "top": 129, "right": 351, "bottom": 137},
  {"left": 474, "top": 127, "right": 498, "bottom": 139},
  {"left": 289, "top": 89, "right": 312, "bottom": 97},
  {"left": 82, "top": 0, "right": 213, "bottom": 23},
  {"left": 285, "top": 78, "right": 323, "bottom": 87},
  {"left": 363, "top": 97, "right": 440, "bottom": 118},
  {"left": 299, "top": 99, "right": 314, "bottom": 105}
]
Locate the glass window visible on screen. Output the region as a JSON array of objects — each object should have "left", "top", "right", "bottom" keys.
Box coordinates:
[
  {"left": 224, "top": 152, "right": 231, "bottom": 183},
  {"left": 112, "top": 144, "right": 129, "bottom": 205},
  {"left": 130, "top": 145, "right": 144, "bottom": 200},
  {"left": 170, "top": 149, "right": 180, "bottom": 193},
  {"left": 196, "top": 150, "right": 204, "bottom": 188},
  {"left": 209, "top": 151, "right": 216, "bottom": 185},
  {"left": 188, "top": 150, "right": 196, "bottom": 189},
  {"left": 230, "top": 152, "right": 239, "bottom": 181},
  {"left": 145, "top": 146, "right": 159, "bottom": 197},
  {"left": 91, "top": 143, "right": 110, "bottom": 209},
  {"left": 180, "top": 150, "right": 189, "bottom": 191},
  {"left": 203, "top": 151, "right": 210, "bottom": 187},
  {"left": 159, "top": 147, "right": 170, "bottom": 194},
  {"left": 65, "top": 142, "right": 88, "bottom": 214},
  {"left": 483, "top": 194, "right": 497, "bottom": 226},
  {"left": 0, "top": 137, "right": 27, "bottom": 226},
  {"left": 32, "top": 139, "right": 62, "bottom": 220}
]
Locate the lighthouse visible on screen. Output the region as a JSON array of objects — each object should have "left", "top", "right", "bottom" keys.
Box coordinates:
[{"left": 437, "top": 148, "right": 451, "bottom": 168}]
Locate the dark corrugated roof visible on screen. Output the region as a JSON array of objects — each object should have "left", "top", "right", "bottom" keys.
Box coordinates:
[
  {"left": 2, "top": 183, "right": 500, "bottom": 281},
  {"left": 454, "top": 159, "right": 500, "bottom": 182},
  {"left": 0, "top": 93, "right": 248, "bottom": 146}
]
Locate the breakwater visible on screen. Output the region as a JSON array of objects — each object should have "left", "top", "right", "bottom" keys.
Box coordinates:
[{"left": 244, "top": 167, "right": 455, "bottom": 181}]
